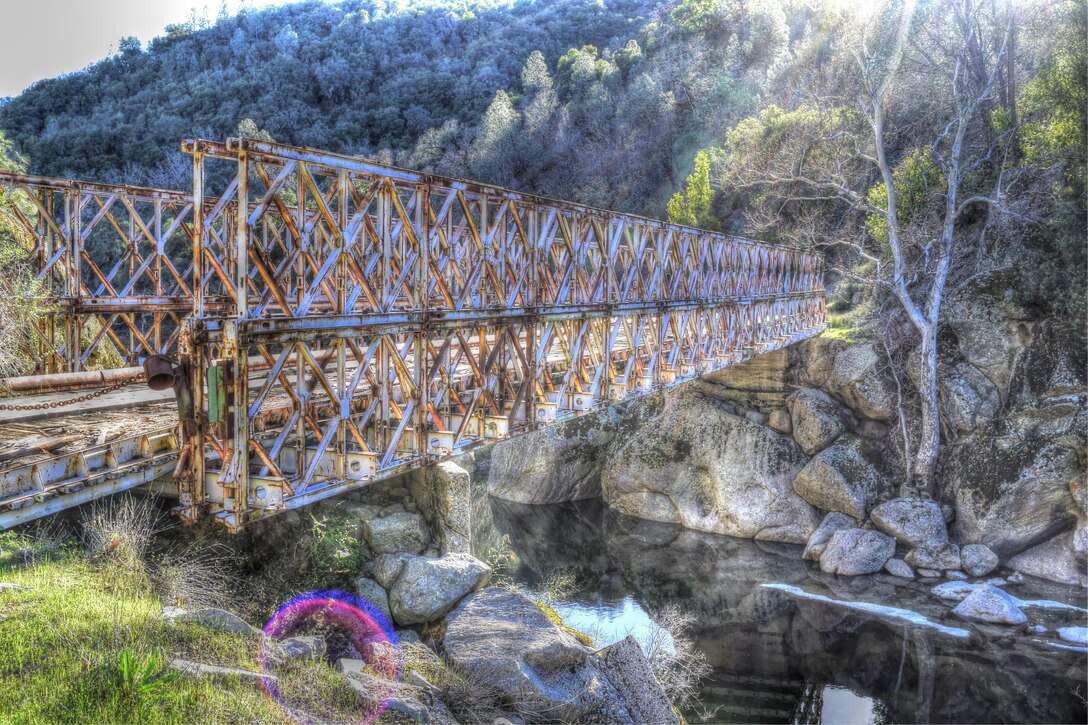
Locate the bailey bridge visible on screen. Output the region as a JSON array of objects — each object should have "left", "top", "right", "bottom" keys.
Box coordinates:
[{"left": 0, "top": 138, "right": 826, "bottom": 532}]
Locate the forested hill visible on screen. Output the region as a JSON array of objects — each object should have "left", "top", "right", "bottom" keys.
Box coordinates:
[
  {"left": 0, "top": 0, "right": 660, "bottom": 193},
  {"left": 0, "top": 0, "right": 835, "bottom": 216}
]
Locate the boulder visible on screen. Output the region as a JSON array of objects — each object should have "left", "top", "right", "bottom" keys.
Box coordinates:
[
  {"left": 946, "top": 438, "right": 1081, "bottom": 557},
  {"left": 788, "top": 388, "right": 847, "bottom": 455},
  {"left": 362, "top": 512, "right": 430, "bottom": 555},
  {"left": 939, "top": 363, "right": 1002, "bottom": 436},
  {"left": 824, "top": 343, "right": 896, "bottom": 421},
  {"left": 905, "top": 542, "right": 961, "bottom": 572},
  {"left": 1007, "top": 532, "right": 1088, "bottom": 587},
  {"left": 167, "top": 608, "right": 260, "bottom": 636},
  {"left": 488, "top": 410, "right": 616, "bottom": 503},
  {"left": 1075, "top": 524, "right": 1087, "bottom": 570},
  {"left": 803, "top": 512, "right": 858, "bottom": 562},
  {"left": 1007, "top": 320, "right": 1087, "bottom": 408},
  {"left": 1057, "top": 627, "right": 1088, "bottom": 646},
  {"left": 951, "top": 585, "right": 1027, "bottom": 625},
  {"left": 600, "top": 389, "right": 819, "bottom": 544},
  {"left": 277, "top": 635, "right": 326, "bottom": 660},
  {"left": 368, "top": 553, "right": 415, "bottom": 589},
  {"left": 355, "top": 576, "right": 393, "bottom": 625},
  {"left": 768, "top": 407, "right": 792, "bottom": 434},
  {"left": 408, "top": 461, "right": 472, "bottom": 554},
  {"left": 819, "top": 528, "right": 896, "bottom": 576},
  {"left": 884, "top": 558, "right": 915, "bottom": 579},
  {"left": 870, "top": 498, "right": 948, "bottom": 548},
  {"left": 792, "top": 436, "right": 888, "bottom": 521},
  {"left": 387, "top": 553, "right": 491, "bottom": 625},
  {"left": 170, "top": 659, "right": 271, "bottom": 683},
  {"left": 595, "top": 636, "right": 680, "bottom": 725},
  {"left": 444, "top": 588, "right": 676, "bottom": 723},
  {"left": 930, "top": 581, "right": 983, "bottom": 603},
  {"left": 960, "top": 544, "right": 999, "bottom": 578}
]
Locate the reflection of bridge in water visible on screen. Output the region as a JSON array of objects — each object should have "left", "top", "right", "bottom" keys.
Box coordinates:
[{"left": 0, "top": 138, "right": 826, "bottom": 531}]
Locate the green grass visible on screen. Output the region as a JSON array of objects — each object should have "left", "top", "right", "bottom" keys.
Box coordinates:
[
  {"left": 821, "top": 313, "right": 861, "bottom": 343},
  {"left": 0, "top": 543, "right": 377, "bottom": 724}
]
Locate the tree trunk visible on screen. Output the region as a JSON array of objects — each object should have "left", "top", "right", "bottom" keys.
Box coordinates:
[{"left": 913, "top": 325, "right": 941, "bottom": 496}]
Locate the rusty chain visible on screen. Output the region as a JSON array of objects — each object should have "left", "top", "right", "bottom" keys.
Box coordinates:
[{"left": 0, "top": 375, "right": 146, "bottom": 411}]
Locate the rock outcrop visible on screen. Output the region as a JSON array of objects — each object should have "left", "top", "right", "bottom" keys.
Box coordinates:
[
  {"left": 802, "top": 512, "right": 858, "bottom": 561},
  {"left": 600, "top": 389, "right": 819, "bottom": 543},
  {"left": 488, "top": 410, "right": 617, "bottom": 504}
]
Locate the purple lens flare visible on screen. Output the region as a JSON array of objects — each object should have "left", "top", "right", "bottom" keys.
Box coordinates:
[{"left": 259, "top": 590, "right": 402, "bottom": 724}]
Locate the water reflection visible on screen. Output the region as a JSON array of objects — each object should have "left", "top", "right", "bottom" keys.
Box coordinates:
[{"left": 480, "top": 497, "right": 1088, "bottom": 725}]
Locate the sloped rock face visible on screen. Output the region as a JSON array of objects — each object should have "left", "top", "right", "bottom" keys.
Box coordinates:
[
  {"left": 945, "top": 438, "right": 1081, "bottom": 557},
  {"left": 944, "top": 270, "right": 1035, "bottom": 397},
  {"left": 1007, "top": 532, "right": 1088, "bottom": 587},
  {"left": 444, "top": 588, "right": 677, "bottom": 724},
  {"left": 788, "top": 388, "right": 847, "bottom": 455},
  {"left": 600, "top": 389, "right": 819, "bottom": 544},
  {"left": 792, "top": 436, "right": 888, "bottom": 521},
  {"left": 952, "top": 585, "right": 1027, "bottom": 625},
  {"left": 488, "top": 409, "right": 618, "bottom": 504}
]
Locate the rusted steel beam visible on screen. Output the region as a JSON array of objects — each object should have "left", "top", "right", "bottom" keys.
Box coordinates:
[{"left": 173, "top": 137, "right": 828, "bottom": 532}]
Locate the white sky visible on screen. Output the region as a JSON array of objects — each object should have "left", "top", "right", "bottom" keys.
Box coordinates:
[{"left": 0, "top": 0, "right": 287, "bottom": 98}]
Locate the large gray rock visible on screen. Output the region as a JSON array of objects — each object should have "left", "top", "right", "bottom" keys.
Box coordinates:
[
  {"left": 387, "top": 553, "right": 491, "bottom": 625},
  {"left": 1007, "top": 531, "right": 1088, "bottom": 587},
  {"left": 444, "top": 588, "right": 676, "bottom": 723},
  {"left": 819, "top": 528, "right": 896, "bottom": 576},
  {"left": 944, "top": 270, "right": 1033, "bottom": 396},
  {"left": 166, "top": 608, "right": 260, "bottom": 636},
  {"left": 951, "top": 585, "right": 1027, "bottom": 625},
  {"left": 368, "top": 552, "right": 415, "bottom": 589},
  {"left": 595, "top": 636, "right": 680, "bottom": 725},
  {"left": 870, "top": 498, "right": 948, "bottom": 548},
  {"left": 355, "top": 576, "right": 393, "bottom": 625},
  {"left": 960, "top": 544, "right": 999, "bottom": 578},
  {"left": 905, "top": 542, "right": 961, "bottom": 572},
  {"left": 803, "top": 512, "right": 858, "bottom": 561},
  {"left": 792, "top": 436, "right": 888, "bottom": 521},
  {"left": 823, "top": 343, "right": 896, "bottom": 421},
  {"left": 940, "top": 363, "right": 1002, "bottom": 436},
  {"left": 788, "top": 388, "right": 847, "bottom": 455},
  {"left": 409, "top": 461, "right": 472, "bottom": 554},
  {"left": 488, "top": 411, "right": 617, "bottom": 503},
  {"left": 171, "top": 659, "right": 271, "bottom": 682},
  {"left": 884, "top": 558, "right": 915, "bottom": 579},
  {"left": 946, "top": 438, "right": 1081, "bottom": 557},
  {"left": 600, "top": 389, "right": 819, "bottom": 544},
  {"left": 362, "top": 512, "right": 430, "bottom": 555}
]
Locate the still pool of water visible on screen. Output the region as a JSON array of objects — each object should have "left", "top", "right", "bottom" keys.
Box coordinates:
[{"left": 475, "top": 497, "right": 1088, "bottom": 724}]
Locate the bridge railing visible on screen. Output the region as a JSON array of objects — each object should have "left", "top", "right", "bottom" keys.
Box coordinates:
[
  {"left": 0, "top": 172, "right": 234, "bottom": 373},
  {"left": 176, "top": 138, "right": 827, "bottom": 530}
]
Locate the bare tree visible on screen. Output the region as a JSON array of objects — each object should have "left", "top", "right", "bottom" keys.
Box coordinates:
[{"left": 719, "top": 0, "right": 1015, "bottom": 494}]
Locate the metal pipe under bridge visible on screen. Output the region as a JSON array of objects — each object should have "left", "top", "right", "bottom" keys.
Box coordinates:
[{"left": 0, "top": 137, "right": 827, "bottom": 532}]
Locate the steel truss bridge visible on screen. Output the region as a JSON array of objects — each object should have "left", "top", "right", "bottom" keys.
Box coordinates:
[{"left": 0, "top": 138, "right": 826, "bottom": 531}]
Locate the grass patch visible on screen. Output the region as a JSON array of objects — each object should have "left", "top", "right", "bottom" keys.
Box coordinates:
[
  {"left": 822, "top": 312, "right": 861, "bottom": 343},
  {"left": 0, "top": 545, "right": 382, "bottom": 724}
]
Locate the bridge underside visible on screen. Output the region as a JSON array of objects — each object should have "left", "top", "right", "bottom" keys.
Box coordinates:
[{"left": 0, "top": 138, "right": 826, "bottom": 531}]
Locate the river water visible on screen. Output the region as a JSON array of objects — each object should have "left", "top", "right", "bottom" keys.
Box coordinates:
[{"left": 474, "top": 497, "right": 1088, "bottom": 724}]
